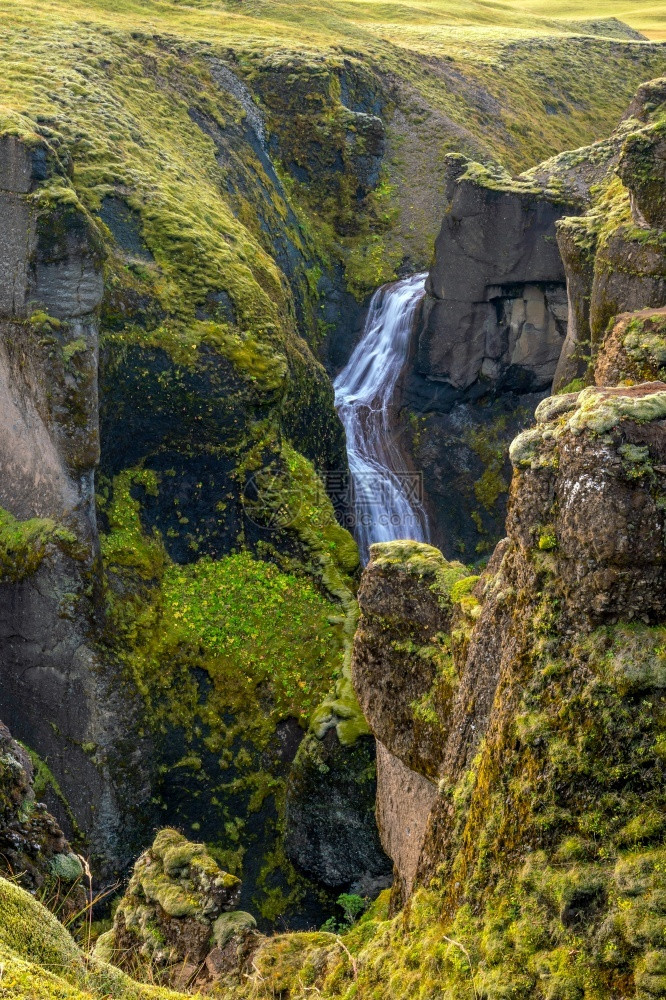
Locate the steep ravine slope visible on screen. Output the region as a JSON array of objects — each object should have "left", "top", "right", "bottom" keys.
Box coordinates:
[{"left": 211, "top": 392, "right": 666, "bottom": 1000}]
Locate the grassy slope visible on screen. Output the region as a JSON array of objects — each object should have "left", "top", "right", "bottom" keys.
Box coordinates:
[{"left": 0, "top": 876, "right": 187, "bottom": 1000}]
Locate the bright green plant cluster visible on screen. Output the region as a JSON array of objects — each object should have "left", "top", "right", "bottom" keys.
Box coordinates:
[{"left": 0, "top": 507, "right": 76, "bottom": 583}]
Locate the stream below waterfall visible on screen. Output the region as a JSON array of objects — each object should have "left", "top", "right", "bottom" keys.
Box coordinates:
[{"left": 334, "top": 273, "right": 430, "bottom": 563}]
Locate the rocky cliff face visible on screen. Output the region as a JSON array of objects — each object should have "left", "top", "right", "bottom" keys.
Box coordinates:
[
  {"left": 0, "top": 136, "right": 151, "bottom": 876},
  {"left": 225, "top": 389, "right": 666, "bottom": 1000},
  {"left": 0, "top": 107, "right": 366, "bottom": 914},
  {"left": 402, "top": 77, "right": 666, "bottom": 565},
  {"left": 204, "top": 77, "right": 666, "bottom": 997}
]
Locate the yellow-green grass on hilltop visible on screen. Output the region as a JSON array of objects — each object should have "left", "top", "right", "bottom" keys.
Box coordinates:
[{"left": 0, "top": 0, "right": 663, "bottom": 300}]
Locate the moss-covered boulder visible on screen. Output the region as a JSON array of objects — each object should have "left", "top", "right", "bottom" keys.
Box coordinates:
[
  {"left": 96, "top": 828, "right": 257, "bottom": 987},
  {"left": 352, "top": 540, "right": 476, "bottom": 780},
  {"left": 0, "top": 720, "right": 85, "bottom": 921}
]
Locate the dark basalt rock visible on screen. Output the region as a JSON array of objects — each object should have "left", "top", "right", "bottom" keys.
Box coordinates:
[
  {"left": 419, "top": 163, "right": 576, "bottom": 392},
  {"left": 284, "top": 729, "right": 391, "bottom": 890}
]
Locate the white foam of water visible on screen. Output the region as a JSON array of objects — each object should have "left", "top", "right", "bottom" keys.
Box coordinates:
[{"left": 334, "top": 273, "right": 430, "bottom": 563}]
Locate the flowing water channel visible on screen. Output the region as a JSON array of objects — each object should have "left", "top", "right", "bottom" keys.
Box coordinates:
[{"left": 334, "top": 273, "right": 430, "bottom": 563}]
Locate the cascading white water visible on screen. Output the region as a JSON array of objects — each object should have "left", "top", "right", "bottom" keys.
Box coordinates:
[{"left": 334, "top": 273, "right": 430, "bottom": 563}]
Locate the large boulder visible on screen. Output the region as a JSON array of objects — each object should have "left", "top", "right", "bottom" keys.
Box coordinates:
[
  {"left": 95, "top": 828, "right": 257, "bottom": 988},
  {"left": 508, "top": 384, "right": 666, "bottom": 626}
]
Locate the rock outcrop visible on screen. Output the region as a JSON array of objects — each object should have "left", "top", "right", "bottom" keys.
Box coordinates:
[
  {"left": 0, "top": 719, "right": 85, "bottom": 920},
  {"left": 420, "top": 381, "right": 666, "bottom": 877},
  {"left": 402, "top": 79, "right": 666, "bottom": 564},
  {"left": 284, "top": 728, "right": 391, "bottom": 892},
  {"left": 555, "top": 77, "right": 666, "bottom": 391},
  {"left": 95, "top": 828, "right": 257, "bottom": 988},
  {"left": 419, "top": 158, "right": 577, "bottom": 393},
  {"left": 595, "top": 306, "right": 666, "bottom": 385},
  {"left": 234, "top": 379, "right": 666, "bottom": 999},
  {"left": 351, "top": 540, "right": 478, "bottom": 906},
  {"left": 0, "top": 135, "right": 152, "bottom": 877},
  {"left": 352, "top": 541, "right": 472, "bottom": 779}
]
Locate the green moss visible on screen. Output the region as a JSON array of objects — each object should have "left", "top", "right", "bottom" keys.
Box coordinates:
[
  {"left": 99, "top": 469, "right": 165, "bottom": 581},
  {"left": 212, "top": 910, "right": 257, "bottom": 948},
  {"left": 0, "top": 877, "right": 186, "bottom": 1000},
  {"left": 49, "top": 854, "right": 84, "bottom": 883},
  {"left": 0, "top": 507, "right": 77, "bottom": 583},
  {"left": 557, "top": 376, "right": 586, "bottom": 394},
  {"left": 19, "top": 744, "right": 83, "bottom": 843},
  {"left": 568, "top": 386, "right": 666, "bottom": 436},
  {"left": 537, "top": 526, "right": 558, "bottom": 551}
]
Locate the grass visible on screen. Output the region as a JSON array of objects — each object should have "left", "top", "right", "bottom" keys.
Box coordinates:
[
  {"left": 0, "top": 876, "right": 188, "bottom": 1000},
  {"left": 0, "top": 0, "right": 662, "bottom": 295}
]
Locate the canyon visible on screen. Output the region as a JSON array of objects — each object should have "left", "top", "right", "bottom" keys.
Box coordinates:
[{"left": 0, "top": 3, "right": 665, "bottom": 999}]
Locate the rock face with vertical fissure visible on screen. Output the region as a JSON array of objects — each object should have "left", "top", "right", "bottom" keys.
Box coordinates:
[{"left": 0, "top": 135, "right": 154, "bottom": 878}]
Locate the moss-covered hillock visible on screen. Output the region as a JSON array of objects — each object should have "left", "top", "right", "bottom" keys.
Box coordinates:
[
  {"left": 96, "top": 828, "right": 257, "bottom": 987},
  {"left": 0, "top": 875, "right": 190, "bottom": 1000}
]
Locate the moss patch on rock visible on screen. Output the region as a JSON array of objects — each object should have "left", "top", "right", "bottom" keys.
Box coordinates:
[{"left": 0, "top": 507, "right": 76, "bottom": 582}]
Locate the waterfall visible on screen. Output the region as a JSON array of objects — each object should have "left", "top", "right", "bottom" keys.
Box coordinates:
[{"left": 334, "top": 273, "right": 430, "bottom": 564}]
